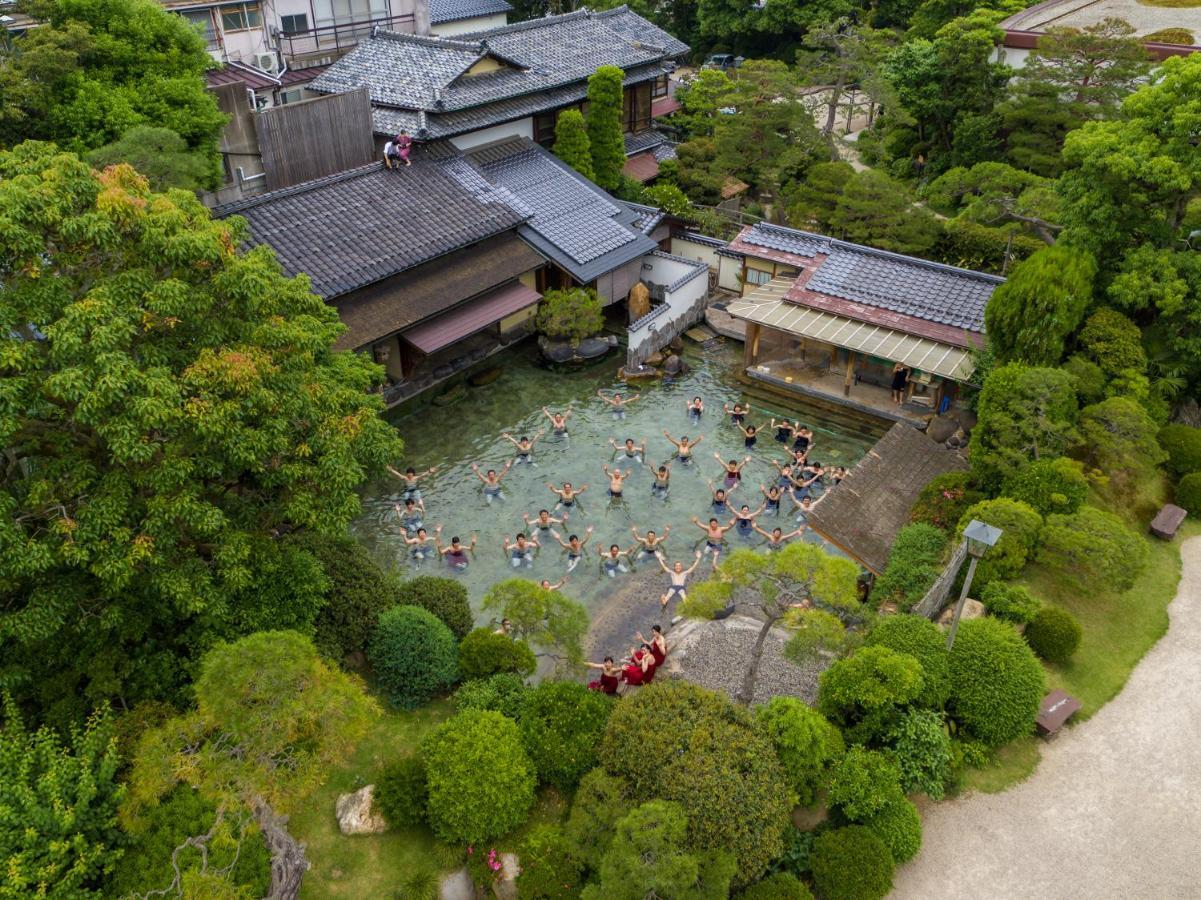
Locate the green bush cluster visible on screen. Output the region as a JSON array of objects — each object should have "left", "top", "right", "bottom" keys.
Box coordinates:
[
  {"left": 565, "top": 768, "right": 630, "bottom": 871},
  {"left": 979, "top": 582, "right": 1042, "bottom": 624},
  {"left": 948, "top": 618, "right": 1045, "bottom": 747},
  {"left": 864, "top": 615, "right": 951, "bottom": 710},
  {"left": 1176, "top": 472, "right": 1201, "bottom": 515},
  {"left": 374, "top": 755, "right": 428, "bottom": 828},
  {"left": 453, "top": 672, "right": 530, "bottom": 719},
  {"left": 1158, "top": 424, "right": 1201, "bottom": 479},
  {"left": 1000, "top": 457, "right": 1088, "bottom": 517},
  {"left": 738, "top": 872, "right": 814, "bottom": 900},
  {"left": 458, "top": 628, "right": 537, "bottom": 680},
  {"left": 909, "top": 472, "right": 984, "bottom": 532},
  {"left": 535, "top": 287, "right": 605, "bottom": 342},
  {"left": 1024, "top": 606, "right": 1083, "bottom": 663},
  {"left": 1079, "top": 308, "right": 1147, "bottom": 377},
  {"left": 825, "top": 747, "right": 905, "bottom": 821},
  {"left": 869, "top": 524, "right": 948, "bottom": 609},
  {"left": 884, "top": 707, "right": 952, "bottom": 800},
  {"left": 421, "top": 710, "right": 536, "bottom": 845},
  {"left": 755, "top": 696, "right": 845, "bottom": 807},
  {"left": 1062, "top": 354, "right": 1106, "bottom": 405},
  {"left": 368, "top": 605, "right": 459, "bottom": 710},
  {"left": 818, "top": 645, "right": 926, "bottom": 744},
  {"left": 956, "top": 498, "right": 1044, "bottom": 587},
  {"left": 397, "top": 576, "right": 474, "bottom": 640},
  {"left": 811, "top": 826, "right": 895, "bottom": 900},
  {"left": 519, "top": 681, "right": 613, "bottom": 792},
  {"left": 1037, "top": 506, "right": 1147, "bottom": 594},
  {"left": 515, "top": 824, "right": 584, "bottom": 899},
  {"left": 861, "top": 798, "right": 923, "bottom": 864}
]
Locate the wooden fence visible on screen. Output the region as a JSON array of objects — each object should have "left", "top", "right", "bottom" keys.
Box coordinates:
[{"left": 258, "top": 87, "right": 375, "bottom": 191}]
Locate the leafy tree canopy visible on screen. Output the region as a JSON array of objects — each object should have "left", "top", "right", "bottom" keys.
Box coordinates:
[
  {"left": 481, "top": 579, "right": 588, "bottom": 665},
  {"left": 586, "top": 65, "right": 626, "bottom": 191},
  {"left": 552, "top": 109, "right": 594, "bottom": 181}
]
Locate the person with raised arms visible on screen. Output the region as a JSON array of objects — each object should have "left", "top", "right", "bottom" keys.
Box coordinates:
[
  {"left": 547, "top": 526, "right": 595, "bottom": 573},
  {"left": 501, "top": 532, "right": 540, "bottom": 568},
  {"left": 655, "top": 550, "right": 703, "bottom": 610},
  {"left": 630, "top": 524, "right": 671, "bottom": 560},
  {"left": 470, "top": 460, "right": 512, "bottom": 505},
  {"left": 500, "top": 430, "right": 545, "bottom": 466},
  {"left": 663, "top": 430, "right": 702, "bottom": 465}
]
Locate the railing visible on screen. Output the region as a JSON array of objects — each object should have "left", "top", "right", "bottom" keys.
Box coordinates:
[{"left": 277, "top": 13, "right": 415, "bottom": 61}]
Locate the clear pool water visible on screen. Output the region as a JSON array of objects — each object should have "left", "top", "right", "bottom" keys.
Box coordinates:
[{"left": 352, "top": 340, "right": 879, "bottom": 619}]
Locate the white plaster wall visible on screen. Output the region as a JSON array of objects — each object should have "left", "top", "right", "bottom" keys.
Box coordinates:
[
  {"left": 449, "top": 117, "right": 535, "bottom": 150},
  {"left": 994, "top": 45, "right": 1032, "bottom": 68},
  {"left": 717, "top": 254, "right": 742, "bottom": 292},
  {"left": 627, "top": 255, "right": 709, "bottom": 366},
  {"left": 431, "top": 13, "right": 508, "bottom": 35},
  {"left": 670, "top": 235, "right": 719, "bottom": 271}
]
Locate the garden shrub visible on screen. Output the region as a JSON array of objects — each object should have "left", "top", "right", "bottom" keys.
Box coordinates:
[
  {"left": 1061, "top": 354, "right": 1106, "bottom": 405},
  {"left": 1024, "top": 606, "right": 1083, "bottom": 664},
  {"left": 811, "top": 826, "right": 894, "bottom": 900},
  {"left": 1077, "top": 397, "right": 1166, "bottom": 496},
  {"left": 565, "top": 768, "right": 629, "bottom": 871},
  {"left": 979, "top": 582, "right": 1042, "bottom": 624},
  {"left": 535, "top": 287, "right": 605, "bottom": 342},
  {"left": 1037, "top": 506, "right": 1147, "bottom": 594},
  {"left": 825, "top": 747, "right": 905, "bottom": 821},
  {"left": 739, "top": 872, "right": 813, "bottom": 900},
  {"left": 288, "top": 532, "right": 400, "bottom": 659},
  {"left": 947, "top": 618, "right": 1044, "bottom": 747},
  {"left": 1079, "top": 308, "right": 1147, "bottom": 377},
  {"left": 453, "top": 672, "right": 529, "bottom": 719},
  {"left": 397, "top": 575, "right": 473, "bottom": 640},
  {"left": 1158, "top": 423, "right": 1201, "bottom": 479},
  {"left": 861, "top": 798, "right": 922, "bottom": 864},
  {"left": 481, "top": 578, "right": 589, "bottom": 664},
  {"left": 374, "top": 755, "right": 428, "bottom": 828},
  {"left": 909, "top": 472, "right": 985, "bottom": 532},
  {"left": 956, "top": 498, "right": 1044, "bottom": 587},
  {"left": 598, "top": 681, "right": 795, "bottom": 885},
  {"left": 421, "top": 710, "right": 536, "bottom": 844},
  {"left": 1176, "top": 472, "right": 1201, "bottom": 515},
  {"left": 515, "top": 824, "right": 584, "bottom": 899},
  {"left": 869, "top": 524, "right": 948, "bottom": 609},
  {"left": 457, "top": 628, "right": 537, "bottom": 680},
  {"left": 368, "top": 605, "right": 459, "bottom": 710},
  {"left": 883, "top": 708, "right": 952, "bottom": 800},
  {"left": 1000, "top": 457, "right": 1088, "bottom": 517},
  {"left": 774, "top": 827, "right": 816, "bottom": 879},
  {"left": 519, "top": 681, "right": 613, "bottom": 792},
  {"left": 755, "top": 697, "right": 845, "bottom": 807},
  {"left": 864, "top": 614, "right": 951, "bottom": 709},
  {"left": 817, "top": 645, "right": 925, "bottom": 744}
]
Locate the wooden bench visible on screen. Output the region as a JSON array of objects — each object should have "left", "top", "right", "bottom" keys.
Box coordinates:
[
  {"left": 1036, "top": 689, "right": 1082, "bottom": 738},
  {"left": 1150, "top": 504, "right": 1187, "bottom": 540}
]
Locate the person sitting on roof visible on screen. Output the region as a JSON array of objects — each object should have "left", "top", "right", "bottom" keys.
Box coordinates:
[{"left": 383, "top": 132, "right": 413, "bottom": 169}]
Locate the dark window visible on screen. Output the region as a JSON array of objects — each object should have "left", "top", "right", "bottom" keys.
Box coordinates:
[
  {"left": 534, "top": 109, "right": 558, "bottom": 146},
  {"left": 652, "top": 74, "right": 669, "bottom": 98},
  {"left": 280, "top": 12, "right": 308, "bottom": 32},
  {"left": 220, "top": 2, "right": 262, "bottom": 31}
]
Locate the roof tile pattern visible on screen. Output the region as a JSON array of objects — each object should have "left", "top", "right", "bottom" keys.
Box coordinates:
[{"left": 429, "top": 0, "right": 512, "bottom": 24}]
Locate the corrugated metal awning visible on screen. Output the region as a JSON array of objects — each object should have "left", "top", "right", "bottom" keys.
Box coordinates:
[
  {"left": 403, "top": 282, "right": 540, "bottom": 354},
  {"left": 727, "top": 277, "right": 976, "bottom": 382}
]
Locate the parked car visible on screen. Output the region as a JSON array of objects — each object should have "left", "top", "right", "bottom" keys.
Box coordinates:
[{"left": 703, "top": 54, "right": 743, "bottom": 71}]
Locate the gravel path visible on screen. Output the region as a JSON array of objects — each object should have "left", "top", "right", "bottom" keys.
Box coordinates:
[{"left": 892, "top": 536, "right": 1201, "bottom": 900}]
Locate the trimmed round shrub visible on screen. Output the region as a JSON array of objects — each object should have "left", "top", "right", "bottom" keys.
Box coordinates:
[
  {"left": 948, "top": 618, "right": 1044, "bottom": 747},
  {"left": 421, "top": 710, "right": 536, "bottom": 844},
  {"left": 453, "top": 672, "right": 529, "bottom": 719},
  {"left": 457, "top": 628, "right": 537, "bottom": 680},
  {"left": 825, "top": 747, "right": 905, "bottom": 821},
  {"left": 515, "top": 824, "right": 584, "bottom": 899},
  {"left": 598, "top": 681, "right": 794, "bottom": 885},
  {"left": 1036, "top": 506, "right": 1147, "bottom": 595},
  {"left": 368, "top": 605, "right": 459, "bottom": 710},
  {"left": 869, "top": 523, "right": 948, "bottom": 608},
  {"left": 1024, "top": 606, "right": 1083, "bottom": 664},
  {"left": 1000, "top": 457, "right": 1088, "bottom": 517},
  {"left": 864, "top": 615, "right": 950, "bottom": 709},
  {"left": 1079, "top": 307, "right": 1146, "bottom": 377},
  {"left": 518, "top": 681, "right": 613, "bottom": 792},
  {"left": 397, "top": 575, "right": 474, "bottom": 640},
  {"left": 288, "top": 532, "right": 400, "bottom": 659},
  {"left": 756, "top": 697, "right": 845, "bottom": 807},
  {"left": 739, "top": 872, "right": 813, "bottom": 900},
  {"left": 374, "top": 755, "right": 428, "bottom": 827},
  {"left": 956, "top": 498, "right": 1044, "bottom": 587},
  {"left": 817, "top": 645, "right": 925, "bottom": 744},
  {"left": 1159, "top": 423, "right": 1201, "bottom": 479},
  {"left": 811, "top": 826, "right": 894, "bottom": 900},
  {"left": 1176, "top": 472, "right": 1201, "bottom": 515},
  {"left": 979, "top": 582, "right": 1042, "bottom": 625},
  {"left": 909, "top": 472, "right": 984, "bottom": 533},
  {"left": 884, "top": 707, "right": 952, "bottom": 800},
  {"left": 861, "top": 798, "right": 922, "bottom": 864}
]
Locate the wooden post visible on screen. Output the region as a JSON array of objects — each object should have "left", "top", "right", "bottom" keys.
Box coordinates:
[
  {"left": 744, "top": 323, "right": 761, "bottom": 369},
  {"left": 844, "top": 350, "right": 856, "bottom": 396}
]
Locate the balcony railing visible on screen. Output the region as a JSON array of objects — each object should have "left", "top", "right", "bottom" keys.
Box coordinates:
[{"left": 277, "top": 13, "right": 415, "bottom": 61}]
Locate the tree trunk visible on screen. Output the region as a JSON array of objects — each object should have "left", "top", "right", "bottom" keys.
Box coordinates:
[
  {"left": 252, "top": 797, "right": 310, "bottom": 900},
  {"left": 735, "top": 613, "right": 782, "bottom": 706},
  {"left": 823, "top": 73, "right": 847, "bottom": 136}
]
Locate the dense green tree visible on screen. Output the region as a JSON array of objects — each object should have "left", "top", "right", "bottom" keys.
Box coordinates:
[
  {"left": 0, "top": 0, "right": 226, "bottom": 185},
  {"left": 754, "top": 0, "right": 858, "bottom": 45},
  {"left": 457, "top": 628, "right": 537, "bottom": 680},
  {"left": 865, "top": 614, "right": 951, "bottom": 709},
  {"left": 1000, "top": 457, "right": 1089, "bottom": 517},
  {"left": 515, "top": 824, "right": 584, "bottom": 900},
  {"left": 869, "top": 523, "right": 948, "bottom": 610},
  {"left": 921, "top": 161, "right": 1061, "bottom": 246},
  {"left": 481, "top": 578, "right": 588, "bottom": 664},
  {"left": 818, "top": 646, "right": 925, "bottom": 744},
  {"left": 756, "top": 696, "right": 845, "bottom": 806},
  {"left": 535, "top": 287, "right": 605, "bottom": 342},
  {"left": 396, "top": 575, "right": 473, "bottom": 641},
  {"left": 826, "top": 747, "right": 905, "bottom": 822},
  {"left": 828, "top": 169, "right": 941, "bottom": 254},
  {"left": 955, "top": 498, "right": 1044, "bottom": 587},
  {"left": 565, "top": 768, "right": 629, "bottom": 872},
  {"left": 552, "top": 109, "right": 594, "bottom": 181},
  {"left": 797, "top": 20, "right": 897, "bottom": 137},
  {"left": 984, "top": 245, "right": 1097, "bottom": 365},
  {"left": 785, "top": 160, "right": 856, "bottom": 232},
  {"left": 1077, "top": 397, "right": 1166, "bottom": 495},
  {"left": 1024, "top": 606, "right": 1082, "bottom": 664},
  {"left": 947, "top": 618, "right": 1044, "bottom": 746},
  {"left": 810, "top": 826, "right": 894, "bottom": 900},
  {"left": 585, "top": 65, "right": 626, "bottom": 191},
  {"left": 883, "top": 707, "right": 952, "bottom": 799},
  {"left": 906, "top": 0, "right": 1022, "bottom": 38},
  {"left": 673, "top": 69, "right": 734, "bottom": 139},
  {"left": 1, "top": 697, "right": 122, "bottom": 897},
  {"left": 126, "top": 631, "right": 377, "bottom": 897},
  {"left": 1037, "top": 506, "right": 1148, "bottom": 594},
  {"left": 0, "top": 145, "right": 402, "bottom": 724},
  {"left": 1078, "top": 307, "right": 1148, "bottom": 377},
  {"left": 368, "top": 605, "right": 459, "bottom": 710},
  {"left": 518, "top": 680, "right": 612, "bottom": 792}
]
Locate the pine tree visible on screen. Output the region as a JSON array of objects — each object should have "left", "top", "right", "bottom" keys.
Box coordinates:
[
  {"left": 552, "top": 109, "right": 594, "bottom": 180},
  {"left": 586, "top": 65, "right": 626, "bottom": 191}
]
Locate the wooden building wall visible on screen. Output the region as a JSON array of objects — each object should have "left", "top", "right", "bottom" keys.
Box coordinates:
[{"left": 258, "top": 87, "right": 375, "bottom": 190}]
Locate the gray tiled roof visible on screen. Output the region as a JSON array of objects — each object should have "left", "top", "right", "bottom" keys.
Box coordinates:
[
  {"left": 310, "top": 6, "right": 687, "bottom": 138},
  {"left": 430, "top": 0, "right": 512, "bottom": 24},
  {"left": 620, "top": 200, "right": 665, "bottom": 234},
  {"left": 214, "top": 158, "right": 525, "bottom": 300},
  {"left": 740, "top": 222, "right": 1001, "bottom": 333},
  {"left": 624, "top": 129, "right": 667, "bottom": 156},
  {"left": 466, "top": 138, "right": 657, "bottom": 283}
]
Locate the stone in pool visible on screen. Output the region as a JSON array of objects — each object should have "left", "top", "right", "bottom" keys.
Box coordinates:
[
  {"left": 664, "top": 354, "right": 686, "bottom": 376},
  {"left": 576, "top": 336, "right": 610, "bottom": 359},
  {"left": 540, "top": 339, "right": 576, "bottom": 363},
  {"left": 470, "top": 366, "right": 502, "bottom": 387},
  {"left": 433, "top": 383, "right": 467, "bottom": 406}
]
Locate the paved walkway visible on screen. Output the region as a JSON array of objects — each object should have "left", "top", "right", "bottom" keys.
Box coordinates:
[{"left": 892, "top": 536, "right": 1201, "bottom": 900}]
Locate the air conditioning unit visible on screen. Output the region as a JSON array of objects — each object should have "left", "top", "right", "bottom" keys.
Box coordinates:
[{"left": 255, "top": 52, "right": 279, "bottom": 74}]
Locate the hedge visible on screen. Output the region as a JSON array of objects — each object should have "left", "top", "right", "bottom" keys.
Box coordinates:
[
  {"left": 979, "top": 582, "right": 1042, "bottom": 624},
  {"left": 869, "top": 524, "right": 948, "bottom": 609},
  {"left": 1158, "top": 424, "right": 1201, "bottom": 479},
  {"left": 518, "top": 681, "right": 613, "bottom": 792},
  {"left": 453, "top": 672, "right": 529, "bottom": 719},
  {"left": 884, "top": 707, "right": 952, "bottom": 800},
  {"left": 1000, "top": 457, "right": 1088, "bottom": 518},
  {"left": 458, "top": 628, "right": 537, "bottom": 680},
  {"left": 811, "top": 826, "right": 894, "bottom": 900},
  {"left": 1024, "top": 606, "right": 1083, "bottom": 664},
  {"left": 738, "top": 872, "right": 814, "bottom": 900},
  {"left": 817, "top": 645, "right": 925, "bottom": 744},
  {"left": 1176, "top": 472, "right": 1201, "bottom": 515},
  {"left": 368, "top": 605, "right": 459, "bottom": 710},
  {"left": 956, "top": 498, "right": 1044, "bottom": 587},
  {"left": 947, "top": 618, "right": 1044, "bottom": 747},
  {"left": 864, "top": 615, "right": 951, "bottom": 710},
  {"left": 862, "top": 798, "right": 922, "bottom": 864},
  {"left": 374, "top": 755, "right": 428, "bottom": 828},
  {"left": 397, "top": 575, "right": 474, "bottom": 640},
  {"left": 825, "top": 747, "right": 905, "bottom": 821},
  {"left": 755, "top": 696, "right": 845, "bottom": 807}
]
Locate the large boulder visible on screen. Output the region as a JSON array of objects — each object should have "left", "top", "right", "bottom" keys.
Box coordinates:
[
  {"left": 335, "top": 784, "right": 388, "bottom": 835},
  {"left": 663, "top": 354, "right": 686, "bottom": 376},
  {"left": 540, "top": 338, "right": 577, "bottom": 363},
  {"left": 926, "top": 414, "right": 959, "bottom": 444},
  {"left": 576, "top": 336, "right": 610, "bottom": 359},
  {"left": 645, "top": 351, "right": 665, "bottom": 367},
  {"left": 938, "top": 598, "right": 985, "bottom": 626}
]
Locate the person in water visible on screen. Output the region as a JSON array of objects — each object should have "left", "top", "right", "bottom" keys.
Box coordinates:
[
  {"left": 540, "top": 576, "right": 568, "bottom": 592},
  {"left": 730, "top": 502, "right": 767, "bottom": 538},
  {"left": 791, "top": 491, "right": 827, "bottom": 526},
  {"left": 630, "top": 525, "right": 671, "bottom": 559},
  {"left": 602, "top": 463, "right": 632, "bottom": 498},
  {"left": 714, "top": 454, "right": 751, "bottom": 488},
  {"left": 403, "top": 524, "right": 441, "bottom": 560},
  {"left": 722, "top": 402, "right": 747, "bottom": 425},
  {"left": 830, "top": 466, "right": 848, "bottom": 486},
  {"left": 597, "top": 389, "right": 641, "bottom": 419},
  {"left": 706, "top": 481, "right": 735, "bottom": 514},
  {"left": 547, "top": 526, "right": 595, "bottom": 572},
  {"left": 690, "top": 515, "right": 733, "bottom": 559},
  {"left": 597, "top": 542, "right": 635, "bottom": 577},
  {"left": 500, "top": 430, "right": 545, "bottom": 465},
  {"left": 736, "top": 420, "right": 763, "bottom": 449},
  {"left": 435, "top": 533, "right": 477, "bottom": 570},
  {"left": 395, "top": 498, "right": 425, "bottom": 534},
  {"left": 647, "top": 462, "right": 672, "bottom": 498},
  {"left": 753, "top": 522, "right": 806, "bottom": 550},
  {"left": 585, "top": 656, "right": 622, "bottom": 694},
  {"left": 609, "top": 436, "right": 647, "bottom": 464},
  {"left": 502, "top": 532, "right": 540, "bottom": 568},
  {"left": 685, "top": 396, "right": 704, "bottom": 422},
  {"left": 541, "top": 405, "right": 573, "bottom": 436},
  {"left": 523, "top": 508, "right": 567, "bottom": 533},
  {"left": 387, "top": 464, "right": 438, "bottom": 500},
  {"left": 470, "top": 461, "right": 512, "bottom": 504},
  {"left": 655, "top": 551, "right": 703, "bottom": 609},
  {"left": 663, "top": 431, "right": 702, "bottom": 465},
  {"left": 759, "top": 483, "right": 785, "bottom": 516},
  {"left": 770, "top": 417, "right": 797, "bottom": 444},
  {"left": 793, "top": 425, "right": 815, "bottom": 455},
  {"left": 636, "top": 624, "right": 668, "bottom": 666},
  {"left": 547, "top": 480, "right": 589, "bottom": 510}
]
